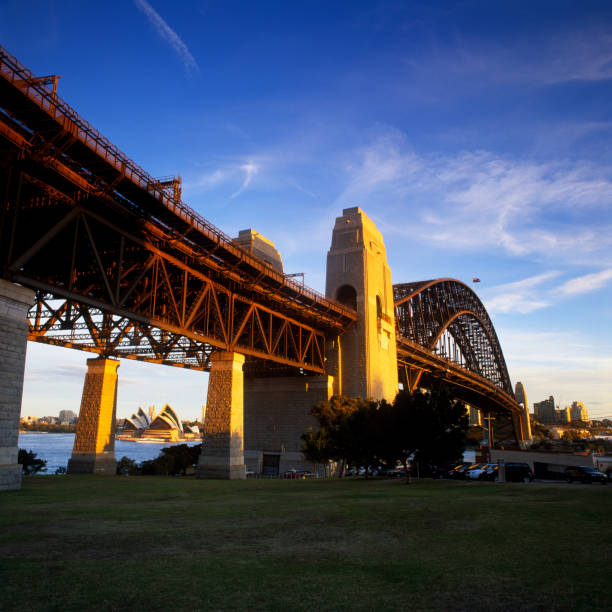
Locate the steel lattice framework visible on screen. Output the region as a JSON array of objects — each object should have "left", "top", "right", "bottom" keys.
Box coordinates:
[
  {"left": 394, "top": 279, "right": 512, "bottom": 394},
  {"left": 0, "top": 47, "right": 527, "bottom": 442},
  {"left": 393, "top": 279, "right": 525, "bottom": 443},
  {"left": 0, "top": 45, "right": 356, "bottom": 372}
]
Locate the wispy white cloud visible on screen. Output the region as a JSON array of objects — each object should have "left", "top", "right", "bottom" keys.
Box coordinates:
[
  {"left": 412, "top": 26, "right": 612, "bottom": 86},
  {"left": 334, "top": 129, "right": 423, "bottom": 209},
  {"left": 557, "top": 268, "right": 612, "bottom": 296},
  {"left": 482, "top": 272, "right": 561, "bottom": 315},
  {"left": 183, "top": 158, "right": 261, "bottom": 200},
  {"left": 133, "top": 0, "right": 199, "bottom": 74},
  {"left": 231, "top": 162, "right": 259, "bottom": 199},
  {"left": 187, "top": 168, "right": 229, "bottom": 190},
  {"left": 337, "top": 134, "right": 612, "bottom": 266}
]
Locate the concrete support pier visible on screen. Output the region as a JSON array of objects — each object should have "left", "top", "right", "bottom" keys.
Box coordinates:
[
  {"left": 197, "top": 351, "right": 246, "bottom": 479},
  {"left": 244, "top": 374, "right": 333, "bottom": 476},
  {"left": 0, "top": 280, "right": 34, "bottom": 491},
  {"left": 67, "top": 357, "right": 119, "bottom": 475}
]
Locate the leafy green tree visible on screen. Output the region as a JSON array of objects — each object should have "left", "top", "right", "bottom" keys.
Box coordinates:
[
  {"left": 302, "top": 427, "right": 333, "bottom": 476},
  {"left": 160, "top": 443, "right": 200, "bottom": 475},
  {"left": 304, "top": 396, "right": 357, "bottom": 474},
  {"left": 304, "top": 396, "right": 377, "bottom": 475},
  {"left": 137, "top": 444, "right": 201, "bottom": 476},
  {"left": 343, "top": 399, "right": 386, "bottom": 477},
  {"left": 303, "top": 387, "right": 468, "bottom": 481},
  {"left": 18, "top": 449, "right": 47, "bottom": 475},
  {"left": 116, "top": 456, "right": 139, "bottom": 475},
  {"left": 377, "top": 386, "right": 469, "bottom": 481}
]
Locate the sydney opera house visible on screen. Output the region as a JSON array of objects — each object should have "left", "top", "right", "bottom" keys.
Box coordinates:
[{"left": 118, "top": 405, "right": 200, "bottom": 442}]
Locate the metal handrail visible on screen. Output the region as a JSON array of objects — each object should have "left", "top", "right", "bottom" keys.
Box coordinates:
[{"left": 0, "top": 45, "right": 355, "bottom": 320}]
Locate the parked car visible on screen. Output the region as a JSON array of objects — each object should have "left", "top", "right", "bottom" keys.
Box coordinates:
[
  {"left": 504, "top": 462, "right": 534, "bottom": 482},
  {"left": 465, "top": 463, "right": 489, "bottom": 480},
  {"left": 564, "top": 466, "right": 607, "bottom": 484},
  {"left": 447, "top": 463, "right": 473, "bottom": 479},
  {"left": 282, "top": 469, "right": 313, "bottom": 479},
  {"left": 479, "top": 464, "right": 499, "bottom": 481}
]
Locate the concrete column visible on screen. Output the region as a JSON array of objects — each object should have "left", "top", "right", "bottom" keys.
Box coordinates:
[
  {"left": 67, "top": 357, "right": 119, "bottom": 475},
  {"left": 0, "top": 280, "right": 34, "bottom": 491},
  {"left": 197, "top": 351, "right": 246, "bottom": 480}
]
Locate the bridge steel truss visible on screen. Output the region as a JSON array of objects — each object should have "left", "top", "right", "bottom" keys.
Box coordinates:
[
  {"left": 0, "top": 46, "right": 356, "bottom": 372},
  {"left": 0, "top": 46, "right": 526, "bottom": 444},
  {"left": 394, "top": 279, "right": 526, "bottom": 443}
]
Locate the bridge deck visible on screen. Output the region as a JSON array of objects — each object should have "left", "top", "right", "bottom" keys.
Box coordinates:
[{"left": 0, "top": 46, "right": 355, "bottom": 332}]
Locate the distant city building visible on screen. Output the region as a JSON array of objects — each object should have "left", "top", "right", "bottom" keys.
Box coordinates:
[
  {"left": 468, "top": 405, "right": 481, "bottom": 426},
  {"left": 570, "top": 401, "right": 588, "bottom": 422},
  {"left": 557, "top": 407, "right": 570, "bottom": 424},
  {"left": 58, "top": 409, "right": 77, "bottom": 424},
  {"left": 514, "top": 382, "right": 528, "bottom": 409},
  {"left": 534, "top": 396, "right": 556, "bottom": 425}
]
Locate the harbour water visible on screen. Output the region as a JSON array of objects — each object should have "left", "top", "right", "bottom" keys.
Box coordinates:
[{"left": 18, "top": 432, "right": 200, "bottom": 474}]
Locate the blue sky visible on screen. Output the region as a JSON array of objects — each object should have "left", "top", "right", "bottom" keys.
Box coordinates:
[{"left": 3, "top": 0, "right": 611, "bottom": 421}]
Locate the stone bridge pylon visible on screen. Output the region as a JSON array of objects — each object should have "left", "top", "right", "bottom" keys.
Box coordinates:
[{"left": 325, "top": 207, "right": 398, "bottom": 401}]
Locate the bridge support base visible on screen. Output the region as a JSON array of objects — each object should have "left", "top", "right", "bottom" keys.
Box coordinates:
[
  {"left": 0, "top": 280, "right": 34, "bottom": 491},
  {"left": 197, "top": 351, "right": 246, "bottom": 480},
  {"left": 244, "top": 375, "right": 333, "bottom": 476},
  {"left": 67, "top": 357, "right": 119, "bottom": 475}
]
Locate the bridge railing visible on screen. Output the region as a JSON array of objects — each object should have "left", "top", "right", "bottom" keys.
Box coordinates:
[{"left": 0, "top": 45, "right": 355, "bottom": 322}]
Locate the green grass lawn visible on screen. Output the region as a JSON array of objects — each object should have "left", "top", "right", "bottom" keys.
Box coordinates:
[{"left": 1, "top": 477, "right": 610, "bottom": 611}]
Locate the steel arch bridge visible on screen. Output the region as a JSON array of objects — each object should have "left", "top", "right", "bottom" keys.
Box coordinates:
[
  {"left": 394, "top": 279, "right": 530, "bottom": 444},
  {"left": 0, "top": 45, "right": 529, "bottom": 449}
]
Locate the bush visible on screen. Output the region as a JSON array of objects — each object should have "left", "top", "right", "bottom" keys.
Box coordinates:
[
  {"left": 128, "top": 444, "right": 202, "bottom": 476},
  {"left": 116, "top": 456, "right": 139, "bottom": 476},
  {"left": 18, "top": 449, "right": 47, "bottom": 475}
]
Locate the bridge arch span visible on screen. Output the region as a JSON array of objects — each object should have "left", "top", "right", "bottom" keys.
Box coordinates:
[{"left": 394, "top": 278, "right": 513, "bottom": 395}]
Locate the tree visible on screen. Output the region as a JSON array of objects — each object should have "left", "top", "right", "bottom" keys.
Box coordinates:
[
  {"left": 303, "top": 387, "right": 469, "bottom": 482},
  {"left": 160, "top": 443, "right": 201, "bottom": 475},
  {"left": 116, "top": 456, "right": 139, "bottom": 476},
  {"left": 18, "top": 449, "right": 47, "bottom": 475},
  {"left": 380, "top": 386, "right": 469, "bottom": 482},
  {"left": 303, "top": 396, "right": 368, "bottom": 476},
  {"left": 137, "top": 444, "right": 202, "bottom": 476}
]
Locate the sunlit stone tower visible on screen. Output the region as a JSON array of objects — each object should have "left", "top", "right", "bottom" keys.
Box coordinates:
[
  {"left": 325, "top": 207, "right": 398, "bottom": 401},
  {"left": 514, "top": 381, "right": 532, "bottom": 443}
]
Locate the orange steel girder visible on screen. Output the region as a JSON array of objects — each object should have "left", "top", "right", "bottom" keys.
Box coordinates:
[
  {"left": 9, "top": 202, "right": 327, "bottom": 372},
  {"left": 0, "top": 45, "right": 355, "bottom": 372}
]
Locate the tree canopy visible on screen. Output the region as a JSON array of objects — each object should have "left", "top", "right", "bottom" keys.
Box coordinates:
[{"left": 303, "top": 386, "right": 469, "bottom": 479}]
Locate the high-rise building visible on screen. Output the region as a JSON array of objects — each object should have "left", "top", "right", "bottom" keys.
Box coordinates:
[
  {"left": 534, "top": 396, "right": 555, "bottom": 424},
  {"left": 557, "top": 407, "right": 570, "bottom": 424},
  {"left": 468, "top": 405, "right": 481, "bottom": 426},
  {"left": 58, "top": 409, "right": 77, "bottom": 424},
  {"left": 570, "top": 401, "right": 588, "bottom": 422}
]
